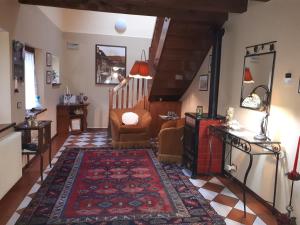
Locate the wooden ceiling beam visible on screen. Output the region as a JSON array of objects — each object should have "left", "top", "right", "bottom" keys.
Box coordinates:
[
  {"left": 19, "top": 0, "right": 229, "bottom": 23},
  {"left": 19, "top": 0, "right": 248, "bottom": 14}
]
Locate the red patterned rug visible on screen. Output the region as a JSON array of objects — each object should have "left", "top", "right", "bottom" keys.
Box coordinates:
[{"left": 16, "top": 148, "right": 225, "bottom": 225}]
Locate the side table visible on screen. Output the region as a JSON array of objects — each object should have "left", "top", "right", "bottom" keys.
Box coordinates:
[{"left": 15, "top": 120, "right": 52, "bottom": 182}]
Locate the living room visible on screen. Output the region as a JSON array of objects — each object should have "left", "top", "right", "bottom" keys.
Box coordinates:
[{"left": 0, "top": 0, "right": 299, "bottom": 225}]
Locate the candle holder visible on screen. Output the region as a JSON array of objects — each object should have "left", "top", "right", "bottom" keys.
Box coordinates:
[
  {"left": 287, "top": 171, "right": 300, "bottom": 181},
  {"left": 277, "top": 137, "right": 300, "bottom": 225}
]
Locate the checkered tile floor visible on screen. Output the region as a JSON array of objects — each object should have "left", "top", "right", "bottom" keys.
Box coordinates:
[{"left": 7, "top": 132, "right": 268, "bottom": 225}]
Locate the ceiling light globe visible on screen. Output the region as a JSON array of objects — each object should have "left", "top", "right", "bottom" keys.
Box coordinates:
[{"left": 115, "top": 19, "right": 127, "bottom": 34}]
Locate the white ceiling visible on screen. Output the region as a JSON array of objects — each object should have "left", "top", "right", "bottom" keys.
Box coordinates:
[{"left": 38, "top": 6, "right": 156, "bottom": 39}]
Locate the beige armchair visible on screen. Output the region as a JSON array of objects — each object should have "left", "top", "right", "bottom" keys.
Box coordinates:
[
  {"left": 158, "top": 118, "right": 185, "bottom": 163},
  {"left": 110, "top": 109, "right": 152, "bottom": 148}
]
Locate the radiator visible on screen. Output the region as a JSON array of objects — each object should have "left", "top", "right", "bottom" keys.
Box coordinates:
[{"left": 0, "top": 131, "right": 22, "bottom": 199}]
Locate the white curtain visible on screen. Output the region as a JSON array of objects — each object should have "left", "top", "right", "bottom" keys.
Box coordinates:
[{"left": 25, "top": 51, "right": 37, "bottom": 110}]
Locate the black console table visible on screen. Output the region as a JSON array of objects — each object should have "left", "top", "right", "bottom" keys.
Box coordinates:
[
  {"left": 208, "top": 125, "right": 281, "bottom": 217},
  {"left": 15, "top": 120, "right": 52, "bottom": 182}
]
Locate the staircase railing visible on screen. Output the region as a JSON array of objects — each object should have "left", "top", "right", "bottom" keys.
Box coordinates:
[{"left": 109, "top": 77, "right": 149, "bottom": 111}]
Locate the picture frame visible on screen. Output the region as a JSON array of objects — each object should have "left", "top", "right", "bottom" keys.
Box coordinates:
[
  {"left": 46, "top": 71, "right": 52, "bottom": 84},
  {"left": 95, "top": 44, "right": 127, "bottom": 85},
  {"left": 298, "top": 79, "right": 300, "bottom": 93},
  {"left": 46, "top": 52, "right": 52, "bottom": 67},
  {"left": 199, "top": 74, "right": 209, "bottom": 91}
]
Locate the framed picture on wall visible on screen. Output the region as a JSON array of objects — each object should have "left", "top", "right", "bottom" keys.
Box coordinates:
[
  {"left": 95, "top": 44, "right": 127, "bottom": 85},
  {"left": 298, "top": 79, "right": 300, "bottom": 93},
  {"left": 46, "top": 71, "right": 52, "bottom": 84},
  {"left": 199, "top": 74, "right": 209, "bottom": 91},
  {"left": 46, "top": 52, "right": 52, "bottom": 67}
]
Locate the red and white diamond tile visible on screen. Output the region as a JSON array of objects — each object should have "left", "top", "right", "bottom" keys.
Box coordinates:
[
  {"left": 185, "top": 171, "right": 267, "bottom": 225},
  {"left": 7, "top": 132, "right": 269, "bottom": 225},
  {"left": 64, "top": 132, "right": 111, "bottom": 148}
]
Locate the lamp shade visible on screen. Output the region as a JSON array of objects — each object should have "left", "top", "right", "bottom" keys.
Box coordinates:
[
  {"left": 244, "top": 67, "right": 254, "bottom": 83},
  {"left": 129, "top": 60, "right": 152, "bottom": 79}
]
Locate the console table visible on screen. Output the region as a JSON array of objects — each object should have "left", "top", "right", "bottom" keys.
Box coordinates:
[
  {"left": 208, "top": 125, "right": 281, "bottom": 217},
  {"left": 57, "top": 103, "right": 88, "bottom": 137},
  {"left": 15, "top": 120, "right": 52, "bottom": 182}
]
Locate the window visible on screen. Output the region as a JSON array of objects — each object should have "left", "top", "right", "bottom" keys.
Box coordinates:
[{"left": 24, "top": 47, "right": 37, "bottom": 110}]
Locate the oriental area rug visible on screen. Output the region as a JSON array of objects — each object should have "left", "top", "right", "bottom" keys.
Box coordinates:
[{"left": 16, "top": 148, "right": 225, "bottom": 225}]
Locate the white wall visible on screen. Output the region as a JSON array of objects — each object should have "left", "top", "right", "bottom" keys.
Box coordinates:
[
  {"left": 0, "top": 31, "right": 12, "bottom": 123},
  {"left": 63, "top": 32, "right": 152, "bottom": 128},
  {"left": 0, "top": 3, "right": 65, "bottom": 136},
  {"left": 219, "top": 0, "right": 300, "bottom": 219},
  {"left": 181, "top": 51, "right": 211, "bottom": 115},
  {"left": 38, "top": 6, "right": 156, "bottom": 39},
  {"left": 13, "top": 4, "right": 64, "bottom": 136}
]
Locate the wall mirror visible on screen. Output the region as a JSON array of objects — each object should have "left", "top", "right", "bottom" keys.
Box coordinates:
[{"left": 240, "top": 46, "right": 276, "bottom": 112}]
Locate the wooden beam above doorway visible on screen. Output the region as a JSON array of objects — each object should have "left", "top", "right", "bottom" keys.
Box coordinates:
[{"left": 19, "top": 0, "right": 247, "bottom": 21}]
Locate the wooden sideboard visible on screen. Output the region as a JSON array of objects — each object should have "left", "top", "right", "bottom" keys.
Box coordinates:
[{"left": 57, "top": 103, "right": 88, "bottom": 137}]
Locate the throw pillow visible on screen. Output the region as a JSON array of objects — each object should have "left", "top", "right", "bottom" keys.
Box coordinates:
[{"left": 122, "top": 112, "right": 139, "bottom": 125}]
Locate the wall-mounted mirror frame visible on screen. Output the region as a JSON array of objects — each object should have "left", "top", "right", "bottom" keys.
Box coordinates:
[{"left": 240, "top": 44, "right": 276, "bottom": 112}]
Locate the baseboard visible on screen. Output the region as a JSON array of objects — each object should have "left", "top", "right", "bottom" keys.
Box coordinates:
[
  {"left": 51, "top": 133, "right": 58, "bottom": 141},
  {"left": 224, "top": 171, "right": 281, "bottom": 216},
  {"left": 87, "top": 128, "right": 108, "bottom": 132}
]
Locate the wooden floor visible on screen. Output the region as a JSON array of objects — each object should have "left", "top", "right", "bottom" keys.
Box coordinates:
[
  {"left": 0, "top": 135, "right": 66, "bottom": 225},
  {"left": 0, "top": 133, "right": 278, "bottom": 225}
]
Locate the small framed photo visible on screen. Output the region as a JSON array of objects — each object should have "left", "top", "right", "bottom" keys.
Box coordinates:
[
  {"left": 199, "top": 74, "right": 209, "bottom": 91},
  {"left": 46, "top": 71, "right": 52, "bottom": 84},
  {"left": 46, "top": 52, "right": 52, "bottom": 67}
]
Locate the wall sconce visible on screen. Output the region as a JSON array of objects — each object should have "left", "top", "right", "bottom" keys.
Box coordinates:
[
  {"left": 251, "top": 85, "right": 270, "bottom": 140},
  {"left": 241, "top": 84, "right": 271, "bottom": 140}
]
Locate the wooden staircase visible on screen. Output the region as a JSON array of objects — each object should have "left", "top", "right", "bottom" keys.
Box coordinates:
[{"left": 148, "top": 17, "right": 225, "bottom": 101}]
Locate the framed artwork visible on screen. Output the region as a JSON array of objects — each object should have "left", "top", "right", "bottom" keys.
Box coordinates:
[
  {"left": 298, "top": 79, "right": 300, "bottom": 93},
  {"left": 199, "top": 74, "right": 209, "bottom": 91},
  {"left": 95, "top": 44, "right": 126, "bottom": 85},
  {"left": 46, "top": 52, "right": 52, "bottom": 67},
  {"left": 46, "top": 71, "right": 52, "bottom": 84}
]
